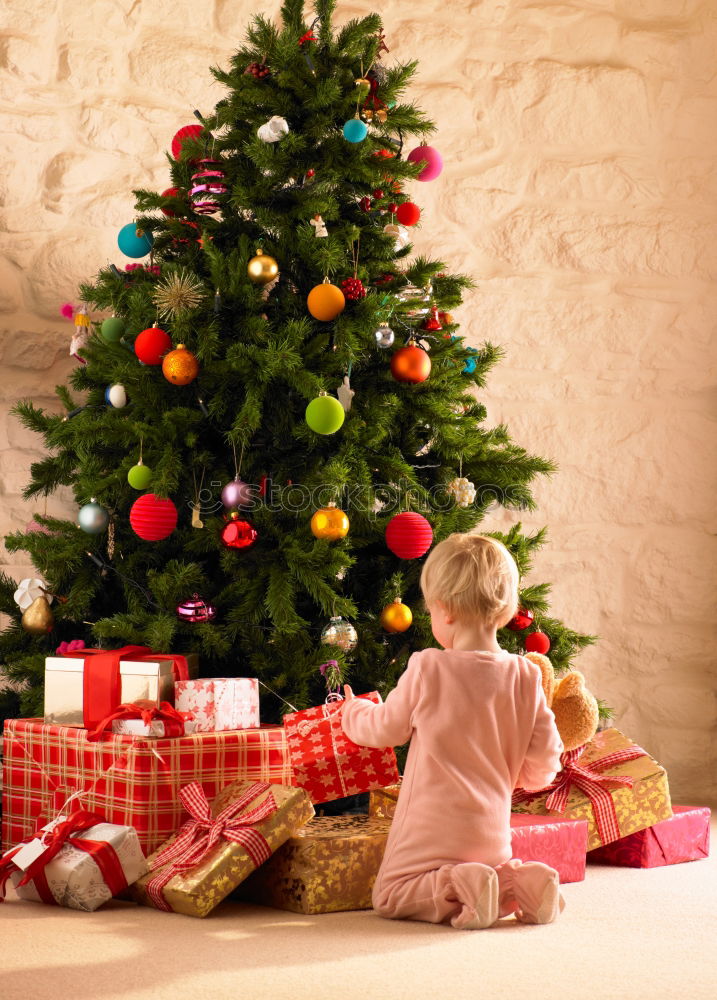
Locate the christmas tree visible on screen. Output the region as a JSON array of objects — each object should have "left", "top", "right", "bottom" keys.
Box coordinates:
[{"left": 0, "top": 0, "right": 597, "bottom": 726}]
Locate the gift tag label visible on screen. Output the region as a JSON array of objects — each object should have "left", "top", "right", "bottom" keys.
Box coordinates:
[{"left": 11, "top": 837, "right": 46, "bottom": 871}]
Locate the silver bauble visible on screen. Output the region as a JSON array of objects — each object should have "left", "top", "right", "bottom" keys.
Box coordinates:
[
  {"left": 320, "top": 615, "right": 358, "bottom": 652},
  {"left": 374, "top": 323, "right": 395, "bottom": 348},
  {"left": 78, "top": 499, "right": 110, "bottom": 534}
]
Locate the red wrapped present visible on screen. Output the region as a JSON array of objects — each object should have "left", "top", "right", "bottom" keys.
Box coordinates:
[
  {"left": 588, "top": 805, "right": 711, "bottom": 868},
  {"left": 283, "top": 694, "right": 399, "bottom": 805},
  {"left": 370, "top": 785, "right": 588, "bottom": 883},
  {"left": 2, "top": 718, "right": 292, "bottom": 856}
]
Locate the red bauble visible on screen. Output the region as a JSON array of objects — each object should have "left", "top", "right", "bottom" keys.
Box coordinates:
[
  {"left": 387, "top": 202, "right": 398, "bottom": 214},
  {"left": 306, "top": 168, "right": 315, "bottom": 178},
  {"left": 359, "top": 197, "right": 372, "bottom": 212},
  {"left": 507, "top": 608, "right": 534, "bottom": 631},
  {"left": 372, "top": 189, "right": 385, "bottom": 200},
  {"left": 161, "top": 187, "right": 181, "bottom": 217},
  {"left": 385, "top": 512, "right": 433, "bottom": 560},
  {"left": 341, "top": 277, "right": 366, "bottom": 301},
  {"left": 396, "top": 201, "right": 421, "bottom": 226},
  {"left": 134, "top": 326, "right": 172, "bottom": 365},
  {"left": 390, "top": 343, "right": 431, "bottom": 383},
  {"left": 221, "top": 512, "right": 258, "bottom": 550},
  {"left": 525, "top": 631, "right": 551, "bottom": 654},
  {"left": 171, "top": 124, "right": 204, "bottom": 160},
  {"left": 130, "top": 494, "right": 178, "bottom": 541}
]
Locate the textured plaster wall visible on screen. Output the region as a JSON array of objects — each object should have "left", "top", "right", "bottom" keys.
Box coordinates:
[{"left": 1, "top": 1, "right": 715, "bottom": 802}]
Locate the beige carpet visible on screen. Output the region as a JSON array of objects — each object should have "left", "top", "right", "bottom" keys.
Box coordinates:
[{"left": 2, "top": 817, "right": 716, "bottom": 1000}]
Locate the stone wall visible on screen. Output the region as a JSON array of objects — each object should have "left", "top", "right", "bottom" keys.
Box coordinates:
[{"left": 1, "top": 0, "right": 715, "bottom": 803}]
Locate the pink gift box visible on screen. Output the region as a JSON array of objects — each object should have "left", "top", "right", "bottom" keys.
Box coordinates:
[
  {"left": 509, "top": 813, "right": 588, "bottom": 883},
  {"left": 587, "top": 805, "right": 711, "bottom": 868},
  {"left": 174, "top": 678, "right": 259, "bottom": 732}
]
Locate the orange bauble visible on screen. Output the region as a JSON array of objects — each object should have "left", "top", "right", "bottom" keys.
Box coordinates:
[
  {"left": 162, "top": 344, "right": 199, "bottom": 385},
  {"left": 380, "top": 599, "right": 413, "bottom": 633},
  {"left": 307, "top": 279, "right": 346, "bottom": 321},
  {"left": 310, "top": 503, "right": 350, "bottom": 540},
  {"left": 390, "top": 342, "right": 431, "bottom": 383}
]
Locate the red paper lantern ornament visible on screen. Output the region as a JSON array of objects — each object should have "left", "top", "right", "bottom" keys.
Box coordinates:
[
  {"left": 385, "top": 512, "right": 433, "bottom": 559},
  {"left": 130, "top": 494, "right": 178, "bottom": 541},
  {"left": 171, "top": 124, "right": 204, "bottom": 160},
  {"left": 221, "top": 511, "right": 258, "bottom": 550},
  {"left": 134, "top": 325, "right": 172, "bottom": 365},
  {"left": 390, "top": 341, "right": 431, "bottom": 384},
  {"left": 506, "top": 608, "right": 534, "bottom": 631},
  {"left": 525, "top": 631, "right": 551, "bottom": 654},
  {"left": 396, "top": 201, "right": 420, "bottom": 226},
  {"left": 161, "top": 187, "right": 181, "bottom": 217}
]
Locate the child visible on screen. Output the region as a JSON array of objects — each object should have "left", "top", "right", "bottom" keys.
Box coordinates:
[{"left": 341, "top": 532, "right": 565, "bottom": 930}]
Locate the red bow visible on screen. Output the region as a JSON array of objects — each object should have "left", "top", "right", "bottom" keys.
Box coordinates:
[
  {"left": 59, "top": 646, "right": 190, "bottom": 729},
  {"left": 0, "top": 809, "right": 127, "bottom": 905},
  {"left": 363, "top": 75, "right": 386, "bottom": 113},
  {"left": 87, "top": 701, "right": 194, "bottom": 742},
  {"left": 512, "top": 743, "right": 648, "bottom": 845},
  {"left": 298, "top": 30, "right": 316, "bottom": 46},
  {"left": 145, "top": 782, "right": 277, "bottom": 911}
]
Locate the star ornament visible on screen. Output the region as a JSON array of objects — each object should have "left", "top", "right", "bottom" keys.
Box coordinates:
[{"left": 152, "top": 269, "right": 205, "bottom": 318}]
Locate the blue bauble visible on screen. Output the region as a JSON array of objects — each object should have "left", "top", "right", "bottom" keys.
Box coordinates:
[
  {"left": 343, "top": 118, "right": 368, "bottom": 143},
  {"left": 463, "top": 348, "right": 479, "bottom": 374},
  {"left": 117, "top": 223, "right": 153, "bottom": 258}
]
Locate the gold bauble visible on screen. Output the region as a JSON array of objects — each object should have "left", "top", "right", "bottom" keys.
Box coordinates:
[
  {"left": 375, "top": 108, "right": 388, "bottom": 123},
  {"left": 320, "top": 615, "right": 358, "bottom": 652},
  {"left": 247, "top": 248, "right": 279, "bottom": 285},
  {"left": 354, "top": 77, "right": 371, "bottom": 92},
  {"left": 21, "top": 595, "right": 55, "bottom": 635},
  {"left": 310, "top": 503, "right": 350, "bottom": 540},
  {"left": 307, "top": 279, "right": 345, "bottom": 321},
  {"left": 361, "top": 108, "right": 374, "bottom": 122},
  {"left": 380, "top": 599, "right": 413, "bottom": 634},
  {"left": 162, "top": 344, "right": 199, "bottom": 385}
]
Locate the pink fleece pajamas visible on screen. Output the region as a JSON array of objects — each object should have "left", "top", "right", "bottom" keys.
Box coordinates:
[{"left": 341, "top": 648, "right": 564, "bottom": 927}]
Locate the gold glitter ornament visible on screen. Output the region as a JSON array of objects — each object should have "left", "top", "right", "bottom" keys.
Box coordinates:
[
  {"left": 162, "top": 344, "right": 199, "bottom": 385},
  {"left": 320, "top": 615, "right": 357, "bottom": 652},
  {"left": 152, "top": 270, "right": 204, "bottom": 319},
  {"left": 247, "top": 248, "right": 279, "bottom": 285}
]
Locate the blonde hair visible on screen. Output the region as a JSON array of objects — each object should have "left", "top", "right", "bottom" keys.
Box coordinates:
[{"left": 420, "top": 533, "right": 519, "bottom": 628}]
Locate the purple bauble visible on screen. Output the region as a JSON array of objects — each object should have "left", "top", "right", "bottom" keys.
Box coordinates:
[
  {"left": 221, "top": 477, "right": 253, "bottom": 508},
  {"left": 406, "top": 144, "right": 443, "bottom": 182}
]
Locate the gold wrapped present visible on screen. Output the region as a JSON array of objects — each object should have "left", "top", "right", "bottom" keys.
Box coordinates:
[
  {"left": 511, "top": 727, "right": 672, "bottom": 851},
  {"left": 237, "top": 814, "right": 392, "bottom": 914},
  {"left": 369, "top": 784, "right": 401, "bottom": 820},
  {"left": 130, "top": 780, "right": 314, "bottom": 917}
]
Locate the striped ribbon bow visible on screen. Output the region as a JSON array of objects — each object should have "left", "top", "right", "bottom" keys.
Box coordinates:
[
  {"left": 146, "top": 781, "right": 276, "bottom": 911},
  {"left": 512, "top": 743, "right": 648, "bottom": 846}
]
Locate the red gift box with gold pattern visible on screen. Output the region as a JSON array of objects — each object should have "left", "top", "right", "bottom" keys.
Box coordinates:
[
  {"left": 370, "top": 785, "right": 588, "bottom": 883},
  {"left": 2, "top": 718, "right": 292, "bottom": 856},
  {"left": 587, "top": 805, "right": 710, "bottom": 868},
  {"left": 283, "top": 694, "right": 399, "bottom": 805}
]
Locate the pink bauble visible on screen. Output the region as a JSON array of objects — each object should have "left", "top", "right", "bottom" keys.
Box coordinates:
[
  {"left": 221, "top": 478, "right": 254, "bottom": 508},
  {"left": 407, "top": 145, "right": 443, "bottom": 182}
]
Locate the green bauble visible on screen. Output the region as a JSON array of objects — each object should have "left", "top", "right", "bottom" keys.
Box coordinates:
[
  {"left": 101, "top": 316, "right": 125, "bottom": 343},
  {"left": 127, "top": 462, "right": 153, "bottom": 490},
  {"left": 305, "top": 394, "right": 345, "bottom": 435}
]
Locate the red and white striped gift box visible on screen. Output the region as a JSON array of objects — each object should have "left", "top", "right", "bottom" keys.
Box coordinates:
[{"left": 2, "top": 718, "right": 292, "bottom": 856}]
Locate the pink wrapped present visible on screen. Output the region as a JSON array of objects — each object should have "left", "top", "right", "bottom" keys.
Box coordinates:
[
  {"left": 588, "top": 805, "right": 710, "bottom": 868},
  {"left": 284, "top": 694, "right": 399, "bottom": 805},
  {"left": 175, "top": 678, "right": 259, "bottom": 732}
]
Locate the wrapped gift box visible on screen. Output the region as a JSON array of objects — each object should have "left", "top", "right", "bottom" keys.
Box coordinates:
[
  {"left": 237, "top": 814, "right": 392, "bottom": 913},
  {"left": 112, "top": 718, "right": 197, "bottom": 738},
  {"left": 3, "top": 814, "right": 147, "bottom": 911},
  {"left": 2, "top": 718, "right": 292, "bottom": 856},
  {"left": 370, "top": 785, "right": 588, "bottom": 883},
  {"left": 588, "top": 805, "right": 711, "bottom": 868},
  {"left": 44, "top": 647, "right": 199, "bottom": 729},
  {"left": 511, "top": 727, "right": 672, "bottom": 851},
  {"left": 131, "top": 780, "right": 314, "bottom": 917},
  {"left": 175, "top": 678, "right": 259, "bottom": 732},
  {"left": 284, "top": 694, "right": 400, "bottom": 804}
]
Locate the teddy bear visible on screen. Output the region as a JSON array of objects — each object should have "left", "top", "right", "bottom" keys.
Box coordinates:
[{"left": 524, "top": 653, "right": 599, "bottom": 751}]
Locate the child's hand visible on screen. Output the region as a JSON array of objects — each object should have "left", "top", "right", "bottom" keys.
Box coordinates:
[{"left": 343, "top": 684, "right": 355, "bottom": 701}]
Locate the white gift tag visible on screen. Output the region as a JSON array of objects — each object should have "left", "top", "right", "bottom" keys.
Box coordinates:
[{"left": 11, "top": 838, "right": 46, "bottom": 871}]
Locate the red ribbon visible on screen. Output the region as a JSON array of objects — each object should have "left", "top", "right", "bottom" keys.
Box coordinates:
[
  {"left": 87, "top": 701, "right": 194, "bottom": 742},
  {"left": 0, "top": 809, "right": 128, "bottom": 905},
  {"left": 298, "top": 30, "right": 316, "bottom": 46},
  {"left": 363, "top": 76, "right": 386, "bottom": 113},
  {"left": 60, "top": 646, "right": 189, "bottom": 729},
  {"left": 512, "top": 743, "right": 649, "bottom": 845},
  {"left": 145, "top": 782, "right": 277, "bottom": 911}
]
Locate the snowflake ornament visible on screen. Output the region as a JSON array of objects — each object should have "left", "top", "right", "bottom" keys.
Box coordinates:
[{"left": 446, "top": 477, "right": 476, "bottom": 508}]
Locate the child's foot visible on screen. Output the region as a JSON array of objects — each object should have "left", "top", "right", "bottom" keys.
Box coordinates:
[
  {"left": 513, "top": 861, "right": 563, "bottom": 924},
  {"left": 451, "top": 864, "right": 499, "bottom": 930}
]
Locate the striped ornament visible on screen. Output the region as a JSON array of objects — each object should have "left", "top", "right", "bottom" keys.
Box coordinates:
[
  {"left": 129, "top": 494, "right": 177, "bottom": 541},
  {"left": 385, "top": 511, "right": 433, "bottom": 559}
]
